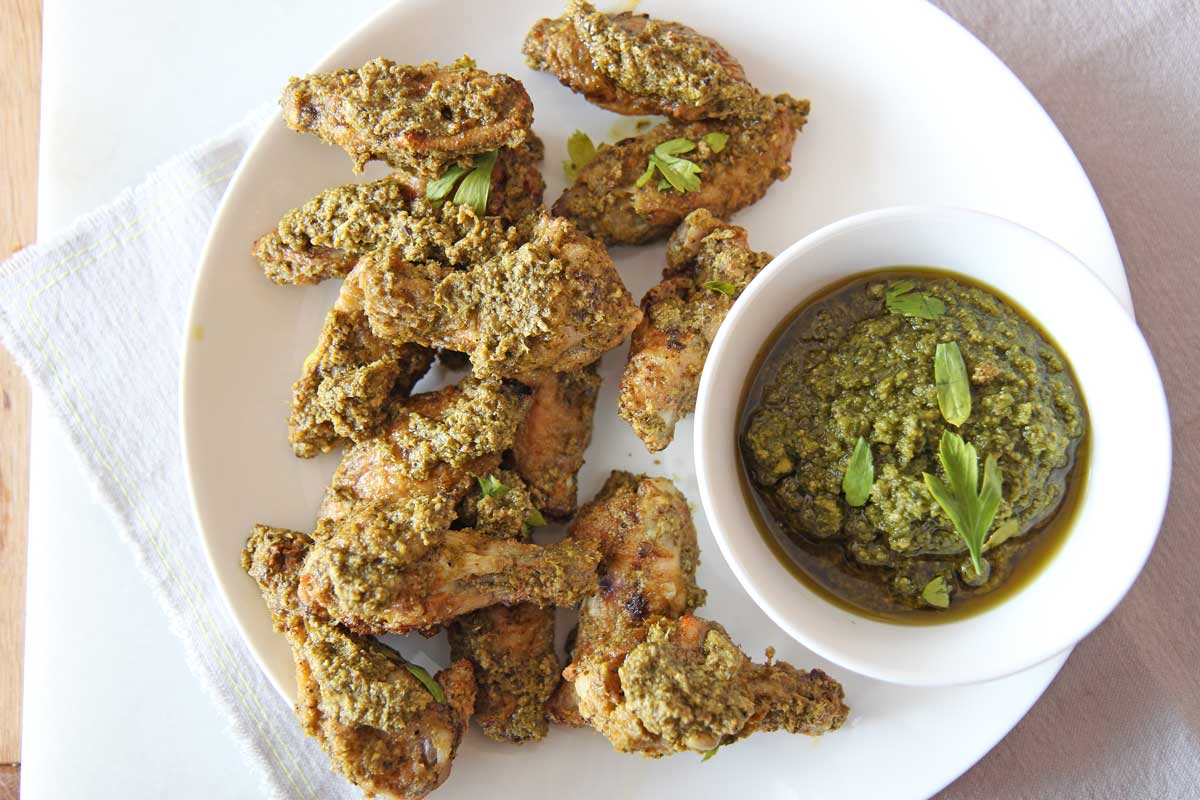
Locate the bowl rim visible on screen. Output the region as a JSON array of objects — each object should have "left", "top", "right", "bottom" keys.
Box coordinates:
[{"left": 694, "top": 204, "right": 1172, "bottom": 686}]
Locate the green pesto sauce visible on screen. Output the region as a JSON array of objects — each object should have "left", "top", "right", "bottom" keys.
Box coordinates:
[{"left": 739, "top": 268, "right": 1089, "bottom": 623}]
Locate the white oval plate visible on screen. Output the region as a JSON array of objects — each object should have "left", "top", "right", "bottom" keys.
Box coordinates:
[{"left": 182, "top": 1, "right": 1127, "bottom": 797}]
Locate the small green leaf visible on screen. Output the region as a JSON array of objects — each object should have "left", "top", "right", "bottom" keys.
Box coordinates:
[
  {"left": 922, "top": 576, "right": 951, "bottom": 608},
  {"left": 984, "top": 517, "right": 1020, "bottom": 551},
  {"left": 655, "top": 138, "right": 697, "bottom": 157},
  {"left": 934, "top": 342, "right": 972, "bottom": 426},
  {"left": 842, "top": 437, "right": 874, "bottom": 507},
  {"left": 563, "top": 130, "right": 597, "bottom": 181},
  {"left": 922, "top": 431, "right": 1003, "bottom": 574},
  {"left": 885, "top": 281, "right": 946, "bottom": 320},
  {"left": 528, "top": 506, "right": 546, "bottom": 527},
  {"left": 635, "top": 162, "right": 657, "bottom": 188},
  {"left": 476, "top": 473, "right": 508, "bottom": 499},
  {"left": 404, "top": 663, "right": 446, "bottom": 704},
  {"left": 702, "top": 280, "right": 737, "bottom": 297},
  {"left": 702, "top": 131, "right": 729, "bottom": 152},
  {"left": 451, "top": 150, "right": 499, "bottom": 214},
  {"left": 425, "top": 163, "right": 471, "bottom": 203},
  {"left": 702, "top": 745, "right": 721, "bottom": 761}
]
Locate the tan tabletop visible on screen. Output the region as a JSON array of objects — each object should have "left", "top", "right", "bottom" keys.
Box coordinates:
[{"left": 931, "top": 1, "right": 1200, "bottom": 796}]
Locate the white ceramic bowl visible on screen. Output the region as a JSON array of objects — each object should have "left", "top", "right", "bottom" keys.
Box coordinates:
[{"left": 695, "top": 206, "right": 1170, "bottom": 687}]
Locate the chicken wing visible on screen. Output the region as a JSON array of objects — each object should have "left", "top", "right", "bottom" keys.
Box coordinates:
[
  {"left": 523, "top": 0, "right": 770, "bottom": 122},
  {"left": 619, "top": 210, "right": 772, "bottom": 451},
  {"left": 253, "top": 138, "right": 546, "bottom": 286},
  {"left": 357, "top": 212, "right": 641, "bottom": 377},
  {"left": 300, "top": 378, "right": 600, "bottom": 635},
  {"left": 509, "top": 365, "right": 601, "bottom": 519},
  {"left": 554, "top": 472, "right": 847, "bottom": 756},
  {"left": 551, "top": 96, "right": 808, "bottom": 245},
  {"left": 282, "top": 56, "right": 533, "bottom": 173},
  {"left": 289, "top": 277, "right": 435, "bottom": 458},
  {"left": 447, "top": 470, "right": 563, "bottom": 743},
  {"left": 243, "top": 525, "right": 476, "bottom": 800}
]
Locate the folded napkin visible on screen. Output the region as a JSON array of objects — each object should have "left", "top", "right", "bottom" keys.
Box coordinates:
[{"left": 0, "top": 106, "right": 361, "bottom": 800}]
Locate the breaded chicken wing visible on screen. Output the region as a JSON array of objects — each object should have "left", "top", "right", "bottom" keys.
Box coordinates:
[
  {"left": 523, "top": 1, "right": 769, "bottom": 121},
  {"left": 357, "top": 212, "right": 641, "bottom": 377},
  {"left": 509, "top": 365, "right": 601, "bottom": 519},
  {"left": 252, "top": 139, "right": 546, "bottom": 286},
  {"left": 619, "top": 210, "right": 771, "bottom": 451},
  {"left": 289, "top": 277, "right": 435, "bottom": 458},
  {"left": 551, "top": 96, "right": 807, "bottom": 244},
  {"left": 243, "top": 525, "right": 476, "bottom": 800},
  {"left": 553, "top": 472, "right": 847, "bottom": 756},
  {"left": 282, "top": 56, "right": 533, "bottom": 173}
]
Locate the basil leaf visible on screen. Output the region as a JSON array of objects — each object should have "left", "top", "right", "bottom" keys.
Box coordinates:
[
  {"left": 476, "top": 473, "right": 508, "bottom": 499},
  {"left": 404, "top": 663, "right": 446, "bottom": 704},
  {"left": 563, "top": 130, "right": 597, "bottom": 181},
  {"left": 528, "top": 506, "right": 546, "bottom": 527},
  {"left": 922, "top": 431, "right": 1003, "bottom": 574},
  {"left": 842, "top": 436, "right": 874, "bottom": 507},
  {"left": 702, "top": 280, "right": 737, "bottom": 297},
  {"left": 452, "top": 150, "right": 498, "bottom": 214},
  {"left": 702, "top": 131, "right": 729, "bottom": 153},
  {"left": 425, "top": 163, "right": 471, "bottom": 203},
  {"left": 922, "top": 576, "right": 950, "bottom": 608},
  {"left": 635, "top": 138, "right": 704, "bottom": 193},
  {"left": 885, "top": 281, "right": 946, "bottom": 320},
  {"left": 635, "top": 162, "right": 657, "bottom": 188},
  {"left": 934, "top": 342, "right": 971, "bottom": 426}
]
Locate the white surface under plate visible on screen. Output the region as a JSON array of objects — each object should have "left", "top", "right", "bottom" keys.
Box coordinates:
[{"left": 182, "top": 1, "right": 1129, "bottom": 797}]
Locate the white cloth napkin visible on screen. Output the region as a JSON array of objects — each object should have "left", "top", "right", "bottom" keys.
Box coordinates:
[{"left": 0, "top": 106, "right": 361, "bottom": 800}]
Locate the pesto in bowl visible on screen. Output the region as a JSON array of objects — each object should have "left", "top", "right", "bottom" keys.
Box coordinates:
[{"left": 740, "top": 270, "right": 1088, "bottom": 621}]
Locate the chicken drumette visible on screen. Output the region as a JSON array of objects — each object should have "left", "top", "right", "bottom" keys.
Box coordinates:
[
  {"left": 282, "top": 56, "right": 534, "bottom": 174},
  {"left": 619, "top": 209, "right": 772, "bottom": 451},
  {"left": 355, "top": 211, "right": 641, "bottom": 378},
  {"left": 523, "top": 0, "right": 770, "bottom": 122},
  {"left": 552, "top": 471, "right": 847, "bottom": 756},
  {"left": 253, "top": 137, "right": 546, "bottom": 286},
  {"left": 550, "top": 97, "right": 807, "bottom": 245},
  {"left": 508, "top": 364, "right": 601, "bottom": 519},
  {"left": 243, "top": 525, "right": 476, "bottom": 800},
  {"left": 299, "top": 377, "right": 600, "bottom": 636}
]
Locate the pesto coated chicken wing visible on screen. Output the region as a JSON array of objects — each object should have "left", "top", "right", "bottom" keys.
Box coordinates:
[
  {"left": 551, "top": 96, "right": 808, "bottom": 244},
  {"left": 282, "top": 56, "right": 534, "bottom": 173},
  {"left": 252, "top": 138, "right": 546, "bottom": 286},
  {"left": 356, "top": 212, "right": 641, "bottom": 378},
  {"left": 243, "top": 525, "right": 477, "bottom": 800},
  {"left": 299, "top": 378, "right": 600, "bottom": 635},
  {"left": 509, "top": 365, "right": 601, "bottom": 519},
  {"left": 523, "top": 0, "right": 770, "bottom": 121},
  {"left": 553, "top": 472, "right": 847, "bottom": 756},
  {"left": 289, "top": 277, "right": 435, "bottom": 458},
  {"left": 619, "top": 210, "right": 771, "bottom": 451}
]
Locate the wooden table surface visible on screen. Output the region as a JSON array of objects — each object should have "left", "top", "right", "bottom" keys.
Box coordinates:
[{"left": 1, "top": 0, "right": 40, "bottom": 796}]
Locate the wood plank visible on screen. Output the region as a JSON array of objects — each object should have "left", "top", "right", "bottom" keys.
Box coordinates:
[{"left": 0, "top": 0, "right": 43, "bottom": 770}]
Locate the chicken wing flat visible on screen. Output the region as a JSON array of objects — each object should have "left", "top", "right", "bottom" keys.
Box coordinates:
[
  {"left": 282, "top": 56, "right": 534, "bottom": 173},
  {"left": 243, "top": 525, "right": 476, "bottom": 800},
  {"left": 619, "top": 210, "right": 771, "bottom": 451},
  {"left": 448, "top": 470, "right": 563, "bottom": 743},
  {"left": 523, "top": 0, "right": 770, "bottom": 122},
  {"left": 253, "top": 138, "right": 546, "bottom": 286},
  {"left": 554, "top": 472, "right": 847, "bottom": 756},
  {"left": 509, "top": 365, "right": 601, "bottom": 519},
  {"left": 551, "top": 96, "right": 808, "bottom": 245},
  {"left": 289, "top": 277, "right": 435, "bottom": 458},
  {"left": 357, "top": 212, "right": 641, "bottom": 377}
]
